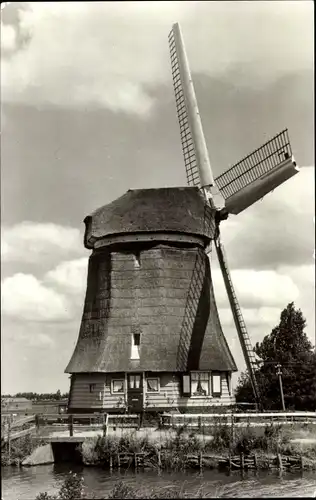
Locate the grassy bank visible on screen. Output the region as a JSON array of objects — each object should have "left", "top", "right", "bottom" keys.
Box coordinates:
[
  {"left": 79, "top": 423, "right": 316, "bottom": 471},
  {"left": 1, "top": 435, "right": 48, "bottom": 466}
]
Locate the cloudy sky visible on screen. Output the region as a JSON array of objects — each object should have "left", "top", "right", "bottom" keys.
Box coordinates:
[{"left": 1, "top": 1, "right": 314, "bottom": 395}]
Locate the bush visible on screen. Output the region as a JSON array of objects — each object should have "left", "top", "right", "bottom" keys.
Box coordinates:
[
  {"left": 35, "top": 472, "right": 83, "bottom": 500},
  {"left": 208, "top": 423, "right": 231, "bottom": 451},
  {"left": 108, "top": 481, "right": 137, "bottom": 499}
]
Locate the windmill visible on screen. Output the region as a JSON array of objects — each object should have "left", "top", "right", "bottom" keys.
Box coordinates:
[
  {"left": 65, "top": 24, "right": 299, "bottom": 416},
  {"left": 168, "top": 23, "right": 299, "bottom": 407}
]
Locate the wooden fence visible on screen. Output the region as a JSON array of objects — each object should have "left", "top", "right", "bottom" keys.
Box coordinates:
[{"left": 160, "top": 411, "right": 316, "bottom": 428}]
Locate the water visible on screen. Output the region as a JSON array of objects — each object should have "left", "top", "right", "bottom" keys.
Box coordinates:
[{"left": 2, "top": 464, "right": 316, "bottom": 499}]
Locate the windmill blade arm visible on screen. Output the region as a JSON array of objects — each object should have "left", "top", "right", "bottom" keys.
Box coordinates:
[{"left": 215, "top": 129, "right": 299, "bottom": 215}]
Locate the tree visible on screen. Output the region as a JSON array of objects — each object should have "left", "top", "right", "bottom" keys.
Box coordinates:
[{"left": 235, "top": 302, "right": 316, "bottom": 411}]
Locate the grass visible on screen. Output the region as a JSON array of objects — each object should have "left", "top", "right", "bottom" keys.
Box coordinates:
[{"left": 80, "top": 422, "right": 316, "bottom": 471}]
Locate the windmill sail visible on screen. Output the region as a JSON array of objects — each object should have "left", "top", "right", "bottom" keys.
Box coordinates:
[
  {"left": 168, "top": 22, "right": 262, "bottom": 406},
  {"left": 215, "top": 129, "right": 299, "bottom": 214},
  {"left": 168, "top": 23, "right": 214, "bottom": 189}
]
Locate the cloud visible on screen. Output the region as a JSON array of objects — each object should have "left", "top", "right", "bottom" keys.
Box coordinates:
[
  {"left": 1, "top": 222, "right": 85, "bottom": 264},
  {"left": 1, "top": 1, "right": 313, "bottom": 116},
  {"left": 1, "top": 273, "right": 71, "bottom": 321},
  {"left": 219, "top": 167, "right": 315, "bottom": 269},
  {"left": 212, "top": 268, "right": 299, "bottom": 309},
  {"left": 219, "top": 306, "right": 282, "bottom": 328},
  {"left": 0, "top": 23, "right": 17, "bottom": 52},
  {"left": 45, "top": 257, "right": 88, "bottom": 295}
]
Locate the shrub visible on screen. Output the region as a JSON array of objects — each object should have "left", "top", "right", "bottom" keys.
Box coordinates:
[{"left": 35, "top": 472, "right": 83, "bottom": 500}]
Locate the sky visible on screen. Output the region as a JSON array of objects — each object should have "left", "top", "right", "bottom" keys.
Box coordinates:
[{"left": 1, "top": 1, "right": 314, "bottom": 395}]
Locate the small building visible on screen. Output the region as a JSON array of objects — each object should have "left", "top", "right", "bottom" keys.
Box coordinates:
[
  {"left": 65, "top": 187, "right": 237, "bottom": 413},
  {"left": 1, "top": 397, "right": 33, "bottom": 414},
  {"left": 31, "top": 399, "right": 68, "bottom": 415}
]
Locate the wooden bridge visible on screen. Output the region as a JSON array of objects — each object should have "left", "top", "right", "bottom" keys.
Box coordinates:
[{"left": 2, "top": 413, "right": 142, "bottom": 444}]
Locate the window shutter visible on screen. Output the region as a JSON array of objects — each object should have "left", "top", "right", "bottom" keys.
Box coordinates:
[
  {"left": 182, "top": 374, "right": 190, "bottom": 396},
  {"left": 212, "top": 373, "right": 222, "bottom": 396}
]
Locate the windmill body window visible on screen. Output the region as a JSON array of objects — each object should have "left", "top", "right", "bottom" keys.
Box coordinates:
[
  {"left": 131, "top": 332, "right": 140, "bottom": 360},
  {"left": 129, "top": 375, "right": 141, "bottom": 389},
  {"left": 89, "top": 384, "right": 96, "bottom": 393},
  {"left": 146, "top": 377, "right": 159, "bottom": 393},
  {"left": 111, "top": 379, "right": 125, "bottom": 394},
  {"left": 191, "top": 372, "right": 210, "bottom": 396}
]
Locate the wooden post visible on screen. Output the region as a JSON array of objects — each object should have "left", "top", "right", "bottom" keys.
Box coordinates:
[
  {"left": 103, "top": 413, "right": 108, "bottom": 437},
  {"left": 134, "top": 453, "right": 138, "bottom": 470},
  {"left": 277, "top": 453, "right": 283, "bottom": 472},
  {"left": 240, "top": 452, "right": 244, "bottom": 471},
  {"left": 253, "top": 453, "right": 258, "bottom": 470},
  {"left": 157, "top": 450, "right": 161, "bottom": 469},
  {"left": 35, "top": 414, "right": 40, "bottom": 433},
  {"left": 117, "top": 453, "right": 121, "bottom": 469},
  {"left": 231, "top": 414, "right": 235, "bottom": 444},
  {"left": 300, "top": 454, "right": 304, "bottom": 470},
  {"left": 199, "top": 450, "right": 203, "bottom": 471},
  {"left": 109, "top": 454, "right": 113, "bottom": 472},
  {"left": 69, "top": 414, "right": 74, "bottom": 437},
  {"left": 8, "top": 420, "right": 11, "bottom": 464}
]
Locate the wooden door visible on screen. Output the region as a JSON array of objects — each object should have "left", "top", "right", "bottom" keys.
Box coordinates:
[{"left": 127, "top": 373, "right": 143, "bottom": 413}]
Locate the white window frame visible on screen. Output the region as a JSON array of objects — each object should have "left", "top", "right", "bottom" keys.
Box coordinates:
[
  {"left": 190, "top": 372, "right": 210, "bottom": 398},
  {"left": 128, "top": 374, "right": 141, "bottom": 389},
  {"left": 111, "top": 379, "right": 125, "bottom": 395},
  {"left": 89, "top": 383, "right": 96, "bottom": 393},
  {"left": 146, "top": 377, "right": 160, "bottom": 393},
  {"left": 131, "top": 333, "right": 141, "bottom": 360}
]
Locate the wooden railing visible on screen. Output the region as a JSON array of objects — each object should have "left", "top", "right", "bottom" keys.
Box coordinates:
[
  {"left": 33, "top": 413, "right": 141, "bottom": 438},
  {"left": 161, "top": 411, "right": 316, "bottom": 428}
]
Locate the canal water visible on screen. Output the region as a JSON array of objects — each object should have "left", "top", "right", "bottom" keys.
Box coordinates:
[{"left": 2, "top": 464, "right": 316, "bottom": 499}]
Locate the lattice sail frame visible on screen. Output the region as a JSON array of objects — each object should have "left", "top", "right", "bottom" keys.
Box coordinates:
[
  {"left": 215, "top": 129, "right": 293, "bottom": 199},
  {"left": 168, "top": 27, "right": 201, "bottom": 188}
]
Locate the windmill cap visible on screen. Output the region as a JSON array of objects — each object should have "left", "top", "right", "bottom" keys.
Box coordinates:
[{"left": 83, "top": 187, "right": 217, "bottom": 249}]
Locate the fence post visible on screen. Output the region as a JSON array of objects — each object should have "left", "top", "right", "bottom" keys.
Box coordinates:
[
  {"left": 69, "top": 414, "right": 74, "bottom": 437},
  {"left": 8, "top": 420, "right": 11, "bottom": 464},
  {"left": 103, "top": 414, "right": 108, "bottom": 437},
  {"left": 35, "top": 414, "right": 40, "bottom": 433},
  {"left": 240, "top": 452, "right": 244, "bottom": 471},
  {"left": 199, "top": 450, "right": 203, "bottom": 471},
  {"left": 157, "top": 449, "right": 161, "bottom": 469}
]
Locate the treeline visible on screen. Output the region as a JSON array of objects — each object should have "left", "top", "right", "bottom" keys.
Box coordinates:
[
  {"left": 235, "top": 302, "right": 316, "bottom": 411},
  {"left": 2, "top": 389, "right": 69, "bottom": 401}
]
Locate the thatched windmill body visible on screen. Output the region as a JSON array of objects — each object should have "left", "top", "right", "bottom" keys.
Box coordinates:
[{"left": 65, "top": 24, "right": 299, "bottom": 414}]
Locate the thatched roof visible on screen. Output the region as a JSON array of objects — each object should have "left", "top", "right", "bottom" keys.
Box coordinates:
[
  {"left": 84, "top": 187, "right": 216, "bottom": 249},
  {"left": 65, "top": 245, "right": 237, "bottom": 374}
]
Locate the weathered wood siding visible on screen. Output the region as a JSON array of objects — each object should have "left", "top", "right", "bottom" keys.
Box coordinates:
[
  {"left": 145, "top": 372, "right": 234, "bottom": 410},
  {"left": 69, "top": 372, "right": 235, "bottom": 412},
  {"left": 69, "top": 373, "right": 125, "bottom": 411}
]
